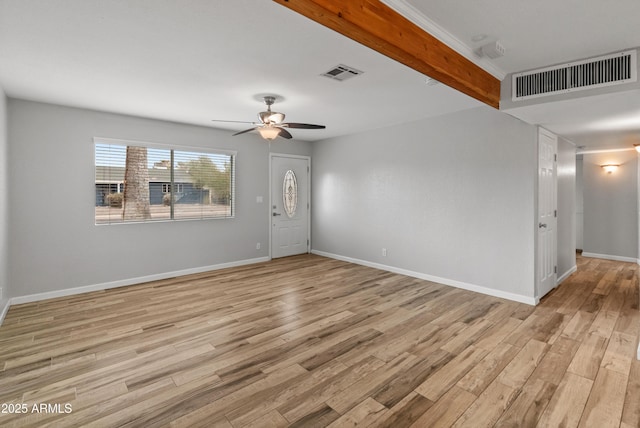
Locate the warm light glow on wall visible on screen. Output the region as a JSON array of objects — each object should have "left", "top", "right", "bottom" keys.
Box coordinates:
[
  {"left": 634, "top": 144, "right": 640, "bottom": 153},
  {"left": 601, "top": 164, "right": 620, "bottom": 174}
]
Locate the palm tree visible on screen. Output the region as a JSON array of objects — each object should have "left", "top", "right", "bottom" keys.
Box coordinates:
[{"left": 122, "top": 146, "right": 151, "bottom": 220}]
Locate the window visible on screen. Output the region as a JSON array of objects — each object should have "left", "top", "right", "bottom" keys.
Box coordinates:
[
  {"left": 95, "top": 139, "right": 235, "bottom": 224},
  {"left": 161, "top": 183, "right": 184, "bottom": 194},
  {"left": 283, "top": 170, "right": 298, "bottom": 218}
]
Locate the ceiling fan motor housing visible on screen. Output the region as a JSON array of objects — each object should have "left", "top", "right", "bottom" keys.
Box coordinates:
[
  {"left": 259, "top": 96, "right": 284, "bottom": 124},
  {"left": 258, "top": 110, "right": 285, "bottom": 124}
]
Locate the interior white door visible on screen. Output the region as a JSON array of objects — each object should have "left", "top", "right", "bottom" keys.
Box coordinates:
[
  {"left": 271, "top": 155, "right": 309, "bottom": 258},
  {"left": 537, "top": 128, "right": 558, "bottom": 299}
]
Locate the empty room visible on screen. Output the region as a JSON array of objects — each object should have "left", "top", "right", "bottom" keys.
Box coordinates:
[{"left": 0, "top": 1, "right": 639, "bottom": 427}]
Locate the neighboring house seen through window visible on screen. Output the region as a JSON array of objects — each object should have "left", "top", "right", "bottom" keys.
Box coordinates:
[
  {"left": 160, "top": 183, "right": 184, "bottom": 194},
  {"left": 95, "top": 139, "right": 235, "bottom": 224}
]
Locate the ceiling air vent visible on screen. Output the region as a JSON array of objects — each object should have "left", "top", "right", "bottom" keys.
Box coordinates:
[
  {"left": 512, "top": 50, "right": 637, "bottom": 101},
  {"left": 321, "top": 64, "right": 364, "bottom": 82}
]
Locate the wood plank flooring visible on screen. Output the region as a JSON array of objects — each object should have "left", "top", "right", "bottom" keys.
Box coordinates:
[{"left": 0, "top": 254, "right": 638, "bottom": 427}]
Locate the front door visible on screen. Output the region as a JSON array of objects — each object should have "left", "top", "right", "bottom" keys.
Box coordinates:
[
  {"left": 537, "top": 127, "right": 558, "bottom": 299},
  {"left": 270, "top": 154, "right": 310, "bottom": 258}
]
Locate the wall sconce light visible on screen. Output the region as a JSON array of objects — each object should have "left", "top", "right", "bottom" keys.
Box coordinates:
[
  {"left": 634, "top": 144, "right": 640, "bottom": 153},
  {"left": 601, "top": 164, "right": 620, "bottom": 174}
]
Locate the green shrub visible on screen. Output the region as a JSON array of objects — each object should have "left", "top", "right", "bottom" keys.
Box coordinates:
[{"left": 106, "top": 192, "right": 123, "bottom": 208}]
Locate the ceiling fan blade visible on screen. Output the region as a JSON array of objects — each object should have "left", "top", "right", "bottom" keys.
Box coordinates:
[
  {"left": 232, "top": 127, "right": 259, "bottom": 136},
  {"left": 277, "top": 128, "right": 293, "bottom": 139},
  {"left": 212, "top": 119, "right": 258, "bottom": 124},
  {"left": 282, "top": 123, "right": 326, "bottom": 129}
]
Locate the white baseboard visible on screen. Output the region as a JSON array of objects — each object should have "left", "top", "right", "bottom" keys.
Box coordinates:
[
  {"left": 9, "top": 257, "right": 270, "bottom": 306},
  {"left": 0, "top": 298, "right": 10, "bottom": 325},
  {"left": 581, "top": 252, "right": 638, "bottom": 263},
  {"left": 311, "top": 250, "right": 537, "bottom": 306},
  {"left": 557, "top": 265, "right": 577, "bottom": 285}
]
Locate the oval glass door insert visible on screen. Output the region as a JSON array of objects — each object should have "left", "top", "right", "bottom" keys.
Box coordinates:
[{"left": 283, "top": 170, "right": 298, "bottom": 218}]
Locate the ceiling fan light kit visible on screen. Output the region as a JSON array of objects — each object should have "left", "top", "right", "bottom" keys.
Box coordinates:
[
  {"left": 257, "top": 127, "right": 281, "bottom": 140},
  {"left": 212, "top": 96, "right": 325, "bottom": 141}
]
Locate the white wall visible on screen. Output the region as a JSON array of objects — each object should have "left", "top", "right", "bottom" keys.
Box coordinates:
[
  {"left": 556, "top": 137, "right": 576, "bottom": 280},
  {"left": 0, "top": 87, "right": 9, "bottom": 319},
  {"left": 576, "top": 155, "right": 584, "bottom": 250},
  {"left": 583, "top": 150, "right": 638, "bottom": 261},
  {"left": 8, "top": 99, "right": 311, "bottom": 300},
  {"left": 311, "top": 106, "right": 538, "bottom": 303}
]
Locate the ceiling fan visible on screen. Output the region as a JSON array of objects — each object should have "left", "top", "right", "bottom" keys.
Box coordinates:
[{"left": 212, "top": 96, "right": 326, "bottom": 140}]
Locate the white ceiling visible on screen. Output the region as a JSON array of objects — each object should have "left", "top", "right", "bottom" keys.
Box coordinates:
[
  {"left": 394, "top": 0, "right": 640, "bottom": 76},
  {"left": 1, "top": 0, "right": 639, "bottom": 149},
  {"left": 0, "top": 0, "right": 481, "bottom": 142},
  {"left": 387, "top": 0, "right": 640, "bottom": 150}
]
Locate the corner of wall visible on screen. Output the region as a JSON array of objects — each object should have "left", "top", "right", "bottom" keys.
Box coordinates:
[
  {"left": 0, "top": 297, "right": 9, "bottom": 325},
  {"left": 0, "top": 87, "right": 9, "bottom": 322}
]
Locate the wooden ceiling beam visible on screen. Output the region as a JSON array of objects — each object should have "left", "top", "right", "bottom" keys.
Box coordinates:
[{"left": 273, "top": 0, "right": 500, "bottom": 109}]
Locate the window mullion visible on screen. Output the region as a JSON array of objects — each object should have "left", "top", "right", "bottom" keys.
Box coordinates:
[{"left": 170, "top": 150, "right": 175, "bottom": 220}]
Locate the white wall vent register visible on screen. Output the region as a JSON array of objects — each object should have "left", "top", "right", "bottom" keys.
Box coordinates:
[{"left": 512, "top": 50, "right": 637, "bottom": 101}]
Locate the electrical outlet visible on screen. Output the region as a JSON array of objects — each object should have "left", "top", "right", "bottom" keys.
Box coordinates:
[
  {"left": 256, "top": 243, "right": 261, "bottom": 250},
  {"left": 382, "top": 248, "right": 387, "bottom": 257}
]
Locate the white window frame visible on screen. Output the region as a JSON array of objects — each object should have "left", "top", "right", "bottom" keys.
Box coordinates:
[{"left": 94, "top": 137, "right": 236, "bottom": 225}]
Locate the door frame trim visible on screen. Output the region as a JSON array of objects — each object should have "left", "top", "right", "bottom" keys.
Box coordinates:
[
  {"left": 269, "top": 153, "right": 311, "bottom": 260},
  {"left": 535, "top": 126, "right": 558, "bottom": 301}
]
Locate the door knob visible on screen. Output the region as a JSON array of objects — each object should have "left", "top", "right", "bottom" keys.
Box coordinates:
[{"left": 539, "top": 222, "right": 547, "bottom": 228}]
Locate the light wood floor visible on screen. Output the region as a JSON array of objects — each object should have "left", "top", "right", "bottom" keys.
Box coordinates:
[{"left": 0, "top": 254, "right": 638, "bottom": 427}]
